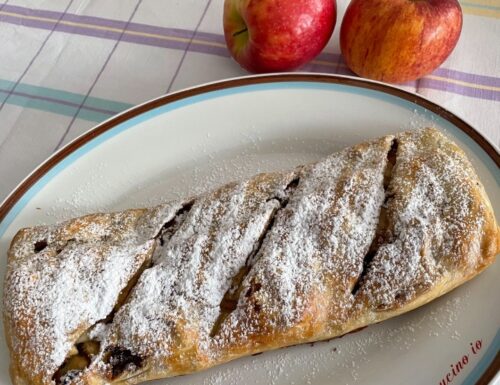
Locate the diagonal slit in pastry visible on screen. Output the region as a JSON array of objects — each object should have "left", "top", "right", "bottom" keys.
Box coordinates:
[
  {"left": 351, "top": 138, "right": 399, "bottom": 296},
  {"left": 52, "top": 256, "right": 151, "bottom": 384},
  {"left": 52, "top": 202, "right": 196, "bottom": 384},
  {"left": 210, "top": 177, "right": 301, "bottom": 337}
]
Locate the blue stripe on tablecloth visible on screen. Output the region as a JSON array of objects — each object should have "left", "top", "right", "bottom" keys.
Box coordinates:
[{"left": 0, "top": 79, "right": 132, "bottom": 121}]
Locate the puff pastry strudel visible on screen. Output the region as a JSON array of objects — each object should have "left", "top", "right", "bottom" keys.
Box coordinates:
[{"left": 3, "top": 128, "right": 499, "bottom": 385}]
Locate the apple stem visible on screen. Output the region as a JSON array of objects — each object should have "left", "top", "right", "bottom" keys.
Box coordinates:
[{"left": 232, "top": 28, "right": 248, "bottom": 37}]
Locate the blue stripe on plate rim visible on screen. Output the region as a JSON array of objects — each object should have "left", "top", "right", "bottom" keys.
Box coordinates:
[{"left": 0, "top": 78, "right": 498, "bottom": 385}]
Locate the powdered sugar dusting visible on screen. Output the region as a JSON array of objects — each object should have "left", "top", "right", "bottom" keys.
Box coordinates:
[
  {"left": 102, "top": 171, "right": 297, "bottom": 363},
  {"left": 357, "top": 129, "right": 488, "bottom": 310},
  {"left": 5, "top": 241, "right": 151, "bottom": 379},
  {"left": 216, "top": 135, "right": 393, "bottom": 344},
  {"left": 4, "top": 203, "right": 182, "bottom": 384}
]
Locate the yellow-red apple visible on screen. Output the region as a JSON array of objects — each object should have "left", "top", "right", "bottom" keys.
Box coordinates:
[
  {"left": 340, "top": 0, "right": 462, "bottom": 83},
  {"left": 224, "top": 0, "right": 336, "bottom": 73}
]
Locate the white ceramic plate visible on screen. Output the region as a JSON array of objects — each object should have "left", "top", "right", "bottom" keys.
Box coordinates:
[{"left": 0, "top": 74, "right": 498, "bottom": 385}]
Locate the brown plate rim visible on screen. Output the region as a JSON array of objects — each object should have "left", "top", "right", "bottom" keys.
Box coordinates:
[{"left": 0, "top": 73, "right": 498, "bottom": 385}]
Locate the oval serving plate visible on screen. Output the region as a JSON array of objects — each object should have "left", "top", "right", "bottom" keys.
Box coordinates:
[{"left": 0, "top": 74, "right": 498, "bottom": 385}]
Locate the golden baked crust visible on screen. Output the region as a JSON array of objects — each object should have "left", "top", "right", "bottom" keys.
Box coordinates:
[{"left": 3, "top": 128, "right": 499, "bottom": 385}]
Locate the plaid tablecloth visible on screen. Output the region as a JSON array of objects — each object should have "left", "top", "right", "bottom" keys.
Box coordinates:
[{"left": 0, "top": 0, "right": 499, "bottom": 201}]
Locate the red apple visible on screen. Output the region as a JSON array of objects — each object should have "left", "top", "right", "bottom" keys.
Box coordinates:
[
  {"left": 340, "top": 0, "right": 462, "bottom": 83},
  {"left": 223, "top": 0, "right": 336, "bottom": 73}
]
